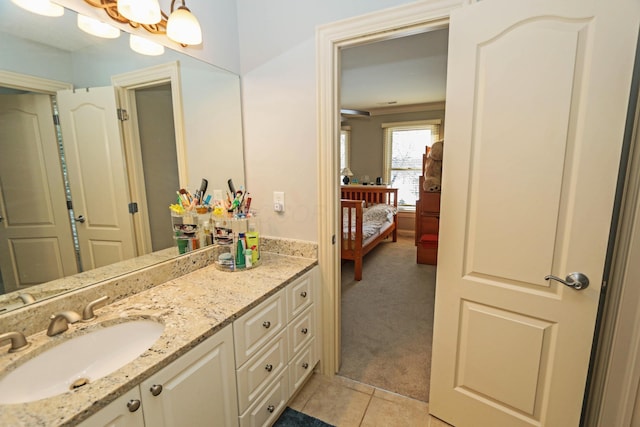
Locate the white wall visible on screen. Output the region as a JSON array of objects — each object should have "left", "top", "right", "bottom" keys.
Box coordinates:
[
  {"left": 0, "top": 34, "right": 72, "bottom": 81},
  {"left": 237, "top": 0, "right": 418, "bottom": 241}
]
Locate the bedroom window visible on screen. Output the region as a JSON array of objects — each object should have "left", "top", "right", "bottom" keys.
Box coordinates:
[
  {"left": 383, "top": 120, "right": 441, "bottom": 209},
  {"left": 340, "top": 127, "right": 351, "bottom": 172}
]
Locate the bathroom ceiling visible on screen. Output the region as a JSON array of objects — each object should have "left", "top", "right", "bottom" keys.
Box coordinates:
[{"left": 340, "top": 28, "right": 449, "bottom": 112}]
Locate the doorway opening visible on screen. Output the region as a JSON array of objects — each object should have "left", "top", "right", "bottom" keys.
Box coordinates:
[
  {"left": 112, "top": 61, "right": 188, "bottom": 257},
  {"left": 337, "top": 28, "right": 448, "bottom": 402},
  {"left": 316, "top": 1, "right": 455, "bottom": 380}
]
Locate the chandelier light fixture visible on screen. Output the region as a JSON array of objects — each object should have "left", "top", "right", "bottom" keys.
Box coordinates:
[{"left": 82, "top": 0, "right": 202, "bottom": 47}]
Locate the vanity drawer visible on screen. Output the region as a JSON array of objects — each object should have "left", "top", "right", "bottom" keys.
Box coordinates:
[
  {"left": 289, "top": 338, "right": 315, "bottom": 396},
  {"left": 236, "top": 330, "right": 288, "bottom": 413},
  {"left": 286, "top": 272, "right": 314, "bottom": 321},
  {"left": 288, "top": 305, "right": 315, "bottom": 360},
  {"left": 239, "top": 371, "right": 289, "bottom": 427},
  {"left": 234, "top": 289, "right": 285, "bottom": 368}
]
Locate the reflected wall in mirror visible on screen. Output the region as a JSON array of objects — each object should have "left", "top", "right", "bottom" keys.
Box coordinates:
[{"left": 0, "top": 3, "right": 245, "bottom": 312}]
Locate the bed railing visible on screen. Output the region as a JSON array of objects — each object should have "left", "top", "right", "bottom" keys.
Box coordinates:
[{"left": 340, "top": 186, "right": 398, "bottom": 208}]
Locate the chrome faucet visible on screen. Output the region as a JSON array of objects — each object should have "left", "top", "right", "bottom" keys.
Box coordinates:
[
  {"left": 82, "top": 296, "right": 110, "bottom": 322},
  {"left": 0, "top": 331, "right": 30, "bottom": 353},
  {"left": 47, "top": 311, "right": 82, "bottom": 336}
]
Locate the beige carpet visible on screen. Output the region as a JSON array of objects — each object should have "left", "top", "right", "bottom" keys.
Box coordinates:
[{"left": 339, "top": 235, "right": 436, "bottom": 402}]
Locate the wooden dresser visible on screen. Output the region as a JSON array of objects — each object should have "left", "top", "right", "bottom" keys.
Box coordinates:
[{"left": 415, "top": 147, "right": 441, "bottom": 265}]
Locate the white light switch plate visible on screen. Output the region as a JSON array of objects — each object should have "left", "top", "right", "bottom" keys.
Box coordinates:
[{"left": 273, "top": 191, "right": 285, "bottom": 212}]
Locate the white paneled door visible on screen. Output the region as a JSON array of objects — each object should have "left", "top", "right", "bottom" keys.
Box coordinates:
[
  {"left": 430, "top": 0, "right": 639, "bottom": 426},
  {"left": 57, "top": 87, "right": 135, "bottom": 270},
  {"left": 0, "top": 94, "right": 78, "bottom": 292}
]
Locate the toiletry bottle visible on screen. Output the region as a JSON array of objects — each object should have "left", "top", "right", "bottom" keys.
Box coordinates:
[
  {"left": 246, "top": 232, "right": 259, "bottom": 263},
  {"left": 203, "top": 221, "right": 212, "bottom": 245},
  {"left": 236, "top": 232, "right": 246, "bottom": 268},
  {"left": 245, "top": 249, "right": 253, "bottom": 268}
]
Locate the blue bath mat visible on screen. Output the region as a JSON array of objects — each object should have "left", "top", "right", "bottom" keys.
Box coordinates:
[{"left": 273, "top": 407, "right": 335, "bottom": 426}]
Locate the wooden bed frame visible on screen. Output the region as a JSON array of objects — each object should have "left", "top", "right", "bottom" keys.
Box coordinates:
[{"left": 341, "top": 186, "right": 398, "bottom": 281}]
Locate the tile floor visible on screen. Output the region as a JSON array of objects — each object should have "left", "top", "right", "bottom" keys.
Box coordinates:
[{"left": 288, "top": 373, "right": 452, "bottom": 427}]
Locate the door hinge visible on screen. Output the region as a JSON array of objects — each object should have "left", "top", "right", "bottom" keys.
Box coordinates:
[
  {"left": 332, "top": 234, "right": 336, "bottom": 245},
  {"left": 117, "top": 108, "right": 129, "bottom": 121},
  {"left": 128, "top": 202, "right": 138, "bottom": 214},
  {"left": 53, "top": 114, "right": 60, "bottom": 126}
]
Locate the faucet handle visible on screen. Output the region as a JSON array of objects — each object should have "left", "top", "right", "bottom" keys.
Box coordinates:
[
  {"left": 82, "top": 296, "right": 110, "bottom": 322},
  {"left": 0, "top": 331, "right": 30, "bottom": 353}
]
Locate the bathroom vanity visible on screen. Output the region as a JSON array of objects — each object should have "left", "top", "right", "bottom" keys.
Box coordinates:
[{"left": 0, "top": 243, "right": 319, "bottom": 427}]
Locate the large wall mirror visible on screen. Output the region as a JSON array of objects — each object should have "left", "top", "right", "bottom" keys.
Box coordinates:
[{"left": 0, "top": 3, "right": 245, "bottom": 313}]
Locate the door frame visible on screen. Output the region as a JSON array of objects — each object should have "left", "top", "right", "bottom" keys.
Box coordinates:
[
  {"left": 111, "top": 62, "right": 187, "bottom": 256},
  {"left": 316, "top": 0, "right": 637, "bottom": 420},
  {"left": 0, "top": 70, "right": 72, "bottom": 95},
  {"left": 586, "top": 59, "right": 640, "bottom": 425},
  {"left": 316, "top": 0, "right": 463, "bottom": 376}
]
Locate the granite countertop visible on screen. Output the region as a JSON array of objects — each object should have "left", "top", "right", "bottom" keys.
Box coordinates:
[{"left": 0, "top": 252, "right": 317, "bottom": 427}]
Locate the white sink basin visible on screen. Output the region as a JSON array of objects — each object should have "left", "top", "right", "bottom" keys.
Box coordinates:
[{"left": 0, "top": 319, "right": 164, "bottom": 404}]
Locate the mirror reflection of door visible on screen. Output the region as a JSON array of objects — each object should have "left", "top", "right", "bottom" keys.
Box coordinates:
[
  {"left": 0, "top": 92, "right": 78, "bottom": 293},
  {"left": 57, "top": 87, "right": 136, "bottom": 271},
  {"left": 0, "top": 82, "right": 180, "bottom": 293}
]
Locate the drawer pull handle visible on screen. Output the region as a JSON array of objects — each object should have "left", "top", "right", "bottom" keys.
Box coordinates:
[
  {"left": 300, "top": 291, "right": 307, "bottom": 298},
  {"left": 265, "top": 364, "right": 273, "bottom": 372},
  {"left": 150, "top": 384, "right": 163, "bottom": 396},
  {"left": 263, "top": 321, "right": 271, "bottom": 329},
  {"left": 302, "top": 362, "right": 309, "bottom": 369},
  {"left": 127, "top": 399, "right": 141, "bottom": 412},
  {"left": 267, "top": 405, "right": 275, "bottom": 413},
  {"left": 301, "top": 327, "right": 308, "bottom": 335}
]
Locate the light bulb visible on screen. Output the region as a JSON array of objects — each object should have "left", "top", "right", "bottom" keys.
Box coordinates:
[
  {"left": 129, "top": 34, "right": 165, "bottom": 56},
  {"left": 118, "top": 0, "right": 161, "bottom": 24},
  {"left": 167, "top": 7, "right": 202, "bottom": 45},
  {"left": 10, "top": 0, "right": 64, "bottom": 17},
  {"left": 77, "top": 15, "right": 120, "bottom": 39}
]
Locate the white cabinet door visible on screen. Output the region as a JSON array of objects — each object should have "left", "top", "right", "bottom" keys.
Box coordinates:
[
  {"left": 140, "top": 324, "right": 238, "bottom": 427},
  {"left": 286, "top": 272, "right": 314, "bottom": 322},
  {"left": 77, "top": 388, "right": 144, "bottom": 427},
  {"left": 239, "top": 372, "right": 289, "bottom": 427},
  {"left": 236, "top": 330, "right": 288, "bottom": 414},
  {"left": 233, "top": 290, "right": 286, "bottom": 367}
]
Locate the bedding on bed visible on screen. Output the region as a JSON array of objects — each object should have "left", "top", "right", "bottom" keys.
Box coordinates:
[{"left": 342, "top": 203, "right": 397, "bottom": 241}]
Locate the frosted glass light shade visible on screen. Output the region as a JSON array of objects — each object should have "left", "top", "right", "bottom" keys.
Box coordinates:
[
  {"left": 129, "top": 34, "right": 164, "bottom": 56},
  {"left": 10, "top": 0, "right": 64, "bottom": 17},
  {"left": 77, "top": 15, "right": 120, "bottom": 39},
  {"left": 166, "top": 7, "right": 202, "bottom": 45},
  {"left": 118, "top": 0, "right": 161, "bottom": 24}
]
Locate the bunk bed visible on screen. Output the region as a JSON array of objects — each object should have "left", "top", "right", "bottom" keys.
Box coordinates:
[{"left": 341, "top": 186, "right": 398, "bottom": 281}]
